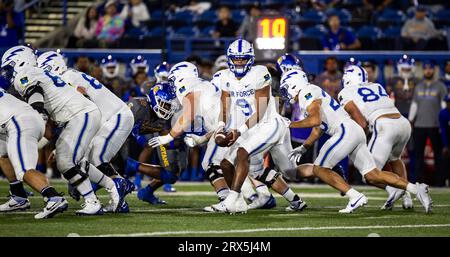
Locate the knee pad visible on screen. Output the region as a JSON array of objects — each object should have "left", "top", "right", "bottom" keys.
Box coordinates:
[
  {"left": 97, "top": 163, "right": 118, "bottom": 177},
  {"left": 62, "top": 166, "right": 88, "bottom": 187},
  {"left": 160, "top": 169, "right": 178, "bottom": 184},
  {"left": 205, "top": 165, "right": 223, "bottom": 184},
  {"left": 256, "top": 168, "right": 280, "bottom": 188}
]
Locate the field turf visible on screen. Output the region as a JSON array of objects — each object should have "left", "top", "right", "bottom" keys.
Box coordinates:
[{"left": 0, "top": 180, "right": 449, "bottom": 237}]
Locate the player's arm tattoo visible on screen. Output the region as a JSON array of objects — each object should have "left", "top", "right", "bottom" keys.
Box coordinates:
[{"left": 289, "top": 100, "right": 322, "bottom": 128}]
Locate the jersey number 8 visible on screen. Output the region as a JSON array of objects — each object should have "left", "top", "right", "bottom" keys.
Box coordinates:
[
  {"left": 44, "top": 71, "right": 66, "bottom": 87},
  {"left": 357, "top": 85, "right": 388, "bottom": 102}
]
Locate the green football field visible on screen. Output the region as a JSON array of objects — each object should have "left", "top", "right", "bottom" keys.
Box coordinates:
[{"left": 0, "top": 179, "right": 449, "bottom": 237}]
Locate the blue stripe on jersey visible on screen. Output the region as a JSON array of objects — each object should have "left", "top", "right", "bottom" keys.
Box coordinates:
[
  {"left": 319, "top": 123, "right": 346, "bottom": 166},
  {"left": 249, "top": 119, "right": 280, "bottom": 156},
  {"left": 73, "top": 113, "right": 89, "bottom": 165},
  {"left": 100, "top": 113, "right": 122, "bottom": 163},
  {"left": 369, "top": 120, "right": 378, "bottom": 152},
  {"left": 11, "top": 117, "right": 26, "bottom": 172}
]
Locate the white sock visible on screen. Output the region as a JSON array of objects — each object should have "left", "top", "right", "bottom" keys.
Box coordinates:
[
  {"left": 255, "top": 184, "right": 271, "bottom": 197},
  {"left": 282, "top": 188, "right": 296, "bottom": 202},
  {"left": 217, "top": 187, "right": 229, "bottom": 200},
  {"left": 345, "top": 188, "right": 360, "bottom": 199},
  {"left": 75, "top": 179, "right": 97, "bottom": 200},
  {"left": 241, "top": 177, "right": 256, "bottom": 199},
  {"left": 406, "top": 183, "right": 418, "bottom": 195},
  {"left": 88, "top": 164, "right": 115, "bottom": 190}
]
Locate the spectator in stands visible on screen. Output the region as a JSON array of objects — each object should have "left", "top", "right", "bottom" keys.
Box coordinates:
[
  {"left": 409, "top": 60, "right": 448, "bottom": 186},
  {"left": 120, "top": 0, "right": 150, "bottom": 32},
  {"left": 95, "top": 0, "right": 125, "bottom": 47},
  {"left": 0, "top": 0, "right": 23, "bottom": 48},
  {"left": 322, "top": 15, "right": 361, "bottom": 51},
  {"left": 213, "top": 6, "right": 238, "bottom": 38},
  {"left": 70, "top": 6, "right": 98, "bottom": 48},
  {"left": 362, "top": 0, "right": 392, "bottom": 12},
  {"left": 122, "top": 70, "right": 147, "bottom": 102},
  {"left": 362, "top": 61, "right": 380, "bottom": 83},
  {"left": 238, "top": 3, "right": 261, "bottom": 42},
  {"left": 175, "top": 0, "right": 211, "bottom": 15},
  {"left": 439, "top": 94, "right": 450, "bottom": 186},
  {"left": 314, "top": 56, "right": 342, "bottom": 99},
  {"left": 440, "top": 60, "right": 450, "bottom": 91},
  {"left": 386, "top": 55, "right": 419, "bottom": 117},
  {"left": 75, "top": 56, "right": 92, "bottom": 74},
  {"left": 401, "top": 6, "right": 441, "bottom": 50}
]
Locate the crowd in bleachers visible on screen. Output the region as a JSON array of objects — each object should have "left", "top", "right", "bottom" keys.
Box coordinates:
[{"left": 62, "top": 0, "right": 450, "bottom": 51}]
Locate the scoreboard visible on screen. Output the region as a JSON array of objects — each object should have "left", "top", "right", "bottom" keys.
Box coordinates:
[{"left": 254, "top": 16, "right": 289, "bottom": 61}]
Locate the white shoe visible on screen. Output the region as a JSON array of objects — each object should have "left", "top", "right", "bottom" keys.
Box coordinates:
[
  {"left": 212, "top": 193, "right": 248, "bottom": 214},
  {"left": 415, "top": 183, "right": 432, "bottom": 213},
  {"left": 286, "top": 199, "right": 308, "bottom": 212},
  {"left": 104, "top": 185, "right": 121, "bottom": 213},
  {"left": 339, "top": 193, "right": 368, "bottom": 213},
  {"left": 402, "top": 191, "right": 414, "bottom": 209},
  {"left": 381, "top": 187, "right": 405, "bottom": 210},
  {"left": 248, "top": 193, "right": 271, "bottom": 209},
  {"left": 0, "top": 195, "right": 30, "bottom": 212},
  {"left": 211, "top": 201, "right": 227, "bottom": 213},
  {"left": 76, "top": 198, "right": 103, "bottom": 216},
  {"left": 34, "top": 197, "right": 68, "bottom": 219}
]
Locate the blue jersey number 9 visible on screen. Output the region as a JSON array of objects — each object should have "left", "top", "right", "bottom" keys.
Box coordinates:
[{"left": 236, "top": 99, "right": 253, "bottom": 116}]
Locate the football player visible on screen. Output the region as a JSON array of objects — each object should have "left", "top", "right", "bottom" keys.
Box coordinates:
[
  {"left": 338, "top": 65, "right": 416, "bottom": 210},
  {"left": 37, "top": 51, "right": 135, "bottom": 213},
  {"left": 281, "top": 69, "right": 432, "bottom": 213},
  {"left": 0, "top": 88, "right": 68, "bottom": 219},
  {"left": 1, "top": 45, "right": 106, "bottom": 215}
]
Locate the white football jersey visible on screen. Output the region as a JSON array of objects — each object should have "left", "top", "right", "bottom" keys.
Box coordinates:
[
  {"left": 13, "top": 66, "right": 97, "bottom": 124},
  {"left": 61, "top": 69, "right": 126, "bottom": 122},
  {"left": 338, "top": 82, "right": 399, "bottom": 126},
  {"left": 0, "top": 88, "right": 36, "bottom": 126},
  {"left": 174, "top": 76, "right": 221, "bottom": 132},
  {"left": 297, "top": 84, "right": 351, "bottom": 135},
  {"left": 212, "top": 65, "right": 277, "bottom": 129}
]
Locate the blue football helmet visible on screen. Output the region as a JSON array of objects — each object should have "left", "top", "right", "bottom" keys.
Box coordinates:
[
  {"left": 227, "top": 39, "right": 254, "bottom": 77},
  {"left": 154, "top": 62, "right": 170, "bottom": 82},
  {"left": 147, "top": 82, "right": 179, "bottom": 120},
  {"left": 397, "top": 54, "right": 415, "bottom": 78},
  {"left": 276, "top": 53, "right": 303, "bottom": 74},
  {"left": 130, "top": 55, "right": 149, "bottom": 76},
  {"left": 101, "top": 55, "right": 119, "bottom": 79}
]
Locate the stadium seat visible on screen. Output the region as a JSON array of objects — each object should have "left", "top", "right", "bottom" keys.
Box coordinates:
[
  {"left": 300, "top": 25, "right": 327, "bottom": 50},
  {"left": 168, "top": 10, "right": 194, "bottom": 28},
  {"left": 194, "top": 9, "right": 217, "bottom": 28},
  {"left": 326, "top": 8, "right": 352, "bottom": 24},
  {"left": 376, "top": 9, "right": 406, "bottom": 28},
  {"left": 151, "top": 10, "right": 163, "bottom": 20},
  {"left": 302, "top": 25, "right": 328, "bottom": 39},
  {"left": 232, "top": 9, "right": 246, "bottom": 24},
  {"left": 357, "top": 26, "right": 382, "bottom": 50},
  {"left": 284, "top": 9, "right": 301, "bottom": 23},
  {"left": 299, "top": 10, "right": 326, "bottom": 28},
  {"left": 289, "top": 25, "right": 302, "bottom": 42},
  {"left": 383, "top": 26, "right": 401, "bottom": 37},
  {"left": 433, "top": 9, "right": 450, "bottom": 28},
  {"left": 148, "top": 27, "right": 164, "bottom": 37},
  {"left": 118, "top": 36, "right": 142, "bottom": 49},
  {"left": 173, "top": 27, "right": 199, "bottom": 38},
  {"left": 199, "top": 26, "right": 214, "bottom": 37},
  {"left": 378, "top": 26, "right": 402, "bottom": 50}
]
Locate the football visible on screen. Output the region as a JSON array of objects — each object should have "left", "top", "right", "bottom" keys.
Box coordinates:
[{"left": 214, "top": 131, "right": 233, "bottom": 147}]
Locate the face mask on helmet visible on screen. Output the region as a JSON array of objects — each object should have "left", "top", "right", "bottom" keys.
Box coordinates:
[
  {"left": 130, "top": 55, "right": 149, "bottom": 77},
  {"left": 37, "top": 51, "right": 68, "bottom": 75},
  {"left": 397, "top": 55, "right": 415, "bottom": 79},
  {"left": 227, "top": 39, "right": 255, "bottom": 77},
  {"left": 280, "top": 70, "right": 308, "bottom": 104},
  {"left": 1, "top": 46, "right": 37, "bottom": 71},
  {"left": 0, "top": 65, "right": 15, "bottom": 89},
  {"left": 148, "top": 83, "right": 179, "bottom": 120},
  {"left": 154, "top": 62, "right": 170, "bottom": 83}
]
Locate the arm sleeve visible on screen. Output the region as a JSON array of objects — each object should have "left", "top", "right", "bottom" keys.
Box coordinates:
[{"left": 408, "top": 101, "right": 418, "bottom": 122}]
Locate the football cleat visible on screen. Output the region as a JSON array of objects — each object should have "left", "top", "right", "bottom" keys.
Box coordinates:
[
  {"left": 339, "top": 193, "right": 368, "bottom": 214},
  {"left": 402, "top": 191, "right": 414, "bottom": 209},
  {"left": 75, "top": 198, "right": 103, "bottom": 216},
  {"left": 137, "top": 187, "right": 167, "bottom": 205},
  {"left": 104, "top": 180, "right": 122, "bottom": 212},
  {"left": 381, "top": 186, "right": 405, "bottom": 210},
  {"left": 248, "top": 194, "right": 276, "bottom": 210},
  {"left": 0, "top": 195, "right": 30, "bottom": 212},
  {"left": 220, "top": 193, "right": 248, "bottom": 214},
  {"left": 286, "top": 199, "right": 308, "bottom": 212},
  {"left": 415, "top": 183, "right": 432, "bottom": 213},
  {"left": 163, "top": 184, "right": 176, "bottom": 192},
  {"left": 67, "top": 184, "right": 81, "bottom": 201},
  {"left": 34, "top": 196, "right": 68, "bottom": 219},
  {"left": 123, "top": 178, "right": 136, "bottom": 195}
]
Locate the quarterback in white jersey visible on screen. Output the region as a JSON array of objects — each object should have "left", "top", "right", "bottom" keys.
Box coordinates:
[
  {"left": 1, "top": 45, "right": 112, "bottom": 215},
  {"left": 338, "top": 65, "right": 413, "bottom": 210},
  {"left": 282, "top": 69, "right": 432, "bottom": 213},
  {"left": 0, "top": 88, "right": 68, "bottom": 218},
  {"left": 37, "top": 51, "right": 134, "bottom": 212}
]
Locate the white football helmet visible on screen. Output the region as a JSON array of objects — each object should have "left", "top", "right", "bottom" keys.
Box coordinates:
[
  {"left": 213, "top": 55, "right": 228, "bottom": 73},
  {"left": 342, "top": 65, "right": 368, "bottom": 87},
  {"left": 37, "top": 51, "right": 68, "bottom": 75},
  {"left": 1, "top": 45, "right": 37, "bottom": 86},
  {"left": 168, "top": 61, "right": 199, "bottom": 103},
  {"left": 396, "top": 54, "right": 415, "bottom": 79},
  {"left": 226, "top": 39, "right": 254, "bottom": 77},
  {"left": 101, "top": 55, "right": 119, "bottom": 79},
  {"left": 280, "top": 69, "right": 309, "bottom": 104}
]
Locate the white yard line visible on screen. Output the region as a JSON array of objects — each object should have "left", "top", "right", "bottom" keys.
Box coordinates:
[{"left": 90, "top": 224, "right": 450, "bottom": 237}]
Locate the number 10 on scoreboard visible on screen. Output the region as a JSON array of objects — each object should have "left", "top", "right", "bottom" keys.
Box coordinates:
[{"left": 254, "top": 16, "right": 289, "bottom": 61}]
